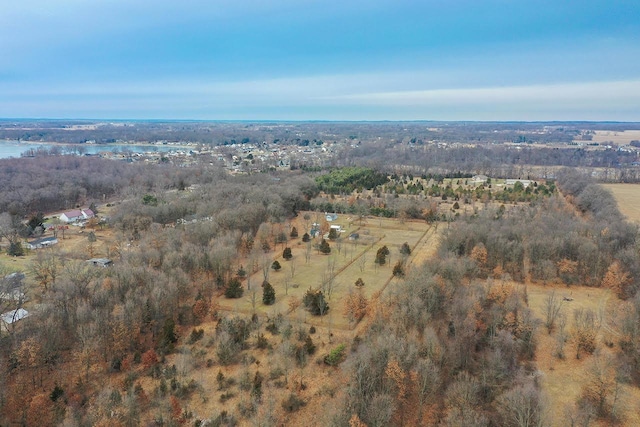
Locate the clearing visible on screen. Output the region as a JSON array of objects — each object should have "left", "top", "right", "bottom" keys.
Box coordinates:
[{"left": 602, "top": 183, "right": 640, "bottom": 223}]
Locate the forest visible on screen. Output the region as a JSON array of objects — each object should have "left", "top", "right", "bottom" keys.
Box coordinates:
[{"left": 2, "top": 124, "right": 640, "bottom": 426}]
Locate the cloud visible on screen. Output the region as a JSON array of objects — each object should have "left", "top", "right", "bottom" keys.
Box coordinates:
[
  {"left": 321, "top": 80, "right": 640, "bottom": 109},
  {"left": 1, "top": 75, "right": 638, "bottom": 121}
]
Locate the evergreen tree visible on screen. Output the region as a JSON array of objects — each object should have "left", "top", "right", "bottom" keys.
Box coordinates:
[
  {"left": 303, "top": 289, "right": 329, "bottom": 315},
  {"left": 399, "top": 242, "right": 411, "bottom": 256},
  {"left": 262, "top": 281, "right": 276, "bottom": 305},
  {"left": 375, "top": 245, "right": 389, "bottom": 265},
  {"left": 328, "top": 228, "right": 338, "bottom": 240},
  {"left": 225, "top": 278, "right": 244, "bottom": 298},
  {"left": 283, "top": 247, "right": 293, "bottom": 260},
  {"left": 392, "top": 260, "right": 405, "bottom": 277},
  {"left": 319, "top": 239, "right": 331, "bottom": 254}
]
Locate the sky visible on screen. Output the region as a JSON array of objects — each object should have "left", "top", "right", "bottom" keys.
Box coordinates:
[{"left": 1, "top": 0, "right": 639, "bottom": 121}]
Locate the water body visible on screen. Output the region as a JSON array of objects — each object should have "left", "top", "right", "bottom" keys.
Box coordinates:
[{"left": 0, "top": 140, "right": 184, "bottom": 159}]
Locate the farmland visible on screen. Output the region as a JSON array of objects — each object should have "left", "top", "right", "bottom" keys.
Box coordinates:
[{"left": 602, "top": 183, "right": 640, "bottom": 223}]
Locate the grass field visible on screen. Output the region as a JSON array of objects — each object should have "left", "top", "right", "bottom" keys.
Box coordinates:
[
  {"left": 602, "top": 183, "right": 640, "bottom": 223},
  {"left": 590, "top": 130, "right": 640, "bottom": 145},
  {"left": 217, "top": 214, "right": 439, "bottom": 330},
  {"left": 524, "top": 281, "right": 640, "bottom": 426}
]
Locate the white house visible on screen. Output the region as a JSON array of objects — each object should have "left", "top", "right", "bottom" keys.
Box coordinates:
[
  {"left": 471, "top": 175, "right": 488, "bottom": 184},
  {"left": 60, "top": 209, "right": 95, "bottom": 223},
  {"left": 505, "top": 179, "right": 534, "bottom": 188}
]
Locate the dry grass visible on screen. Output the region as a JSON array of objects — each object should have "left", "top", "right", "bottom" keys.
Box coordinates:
[
  {"left": 602, "top": 184, "right": 640, "bottom": 223},
  {"left": 525, "top": 281, "right": 640, "bottom": 426},
  {"left": 217, "top": 215, "right": 438, "bottom": 330},
  {"left": 590, "top": 130, "right": 640, "bottom": 145}
]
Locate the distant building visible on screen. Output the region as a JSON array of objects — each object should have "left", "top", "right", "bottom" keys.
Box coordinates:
[
  {"left": 25, "top": 236, "right": 58, "bottom": 250},
  {"left": 86, "top": 258, "right": 113, "bottom": 268},
  {"left": 1, "top": 272, "right": 26, "bottom": 303},
  {"left": 1, "top": 308, "right": 29, "bottom": 331},
  {"left": 505, "top": 179, "right": 534, "bottom": 188},
  {"left": 325, "top": 213, "right": 338, "bottom": 222},
  {"left": 60, "top": 209, "right": 95, "bottom": 223},
  {"left": 471, "top": 175, "right": 488, "bottom": 184}
]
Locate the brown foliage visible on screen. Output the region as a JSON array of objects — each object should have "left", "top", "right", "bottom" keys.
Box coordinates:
[
  {"left": 288, "top": 296, "right": 301, "bottom": 313},
  {"left": 170, "top": 395, "right": 184, "bottom": 423},
  {"left": 192, "top": 299, "right": 210, "bottom": 322},
  {"left": 26, "top": 393, "right": 54, "bottom": 426},
  {"left": 349, "top": 413, "right": 368, "bottom": 427},
  {"left": 141, "top": 349, "right": 159, "bottom": 369},
  {"left": 602, "top": 261, "right": 631, "bottom": 299},
  {"left": 344, "top": 290, "right": 369, "bottom": 323},
  {"left": 470, "top": 243, "right": 488, "bottom": 267}
]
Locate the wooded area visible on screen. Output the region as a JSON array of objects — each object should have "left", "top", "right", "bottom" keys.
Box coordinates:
[{"left": 2, "top": 122, "right": 640, "bottom": 426}]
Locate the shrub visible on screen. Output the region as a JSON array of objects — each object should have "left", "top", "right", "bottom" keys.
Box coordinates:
[
  {"left": 188, "top": 328, "right": 204, "bottom": 344},
  {"left": 282, "top": 393, "right": 306, "bottom": 413},
  {"left": 392, "top": 261, "right": 405, "bottom": 277},
  {"left": 324, "top": 344, "right": 346, "bottom": 366},
  {"left": 303, "top": 289, "right": 329, "bottom": 316},
  {"left": 399, "top": 242, "right": 411, "bottom": 256}
]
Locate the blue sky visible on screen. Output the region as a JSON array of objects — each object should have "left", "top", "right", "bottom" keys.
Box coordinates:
[{"left": 1, "top": 0, "right": 639, "bottom": 120}]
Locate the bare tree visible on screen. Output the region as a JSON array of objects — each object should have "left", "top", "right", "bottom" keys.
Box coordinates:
[
  {"left": 289, "top": 258, "right": 296, "bottom": 278},
  {"left": 496, "top": 382, "right": 548, "bottom": 427},
  {"left": 544, "top": 290, "right": 563, "bottom": 333},
  {"left": 358, "top": 253, "right": 367, "bottom": 273},
  {"left": 304, "top": 242, "right": 312, "bottom": 264}
]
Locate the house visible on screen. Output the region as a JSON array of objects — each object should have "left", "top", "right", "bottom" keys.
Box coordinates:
[
  {"left": 60, "top": 209, "right": 95, "bottom": 223},
  {"left": 505, "top": 179, "right": 533, "bottom": 188},
  {"left": 329, "top": 225, "right": 342, "bottom": 233},
  {"left": 1, "top": 308, "right": 29, "bottom": 331},
  {"left": 471, "top": 175, "right": 488, "bottom": 184},
  {"left": 60, "top": 209, "right": 83, "bottom": 223},
  {"left": 1, "top": 273, "right": 26, "bottom": 303},
  {"left": 87, "top": 258, "right": 113, "bottom": 268},
  {"left": 325, "top": 213, "right": 338, "bottom": 222},
  {"left": 25, "top": 236, "right": 58, "bottom": 250}
]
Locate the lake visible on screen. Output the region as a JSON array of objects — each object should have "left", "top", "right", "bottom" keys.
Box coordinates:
[{"left": 0, "top": 140, "right": 186, "bottom": 159}]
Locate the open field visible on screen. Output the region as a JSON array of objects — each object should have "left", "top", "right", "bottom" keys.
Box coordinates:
[
  {"left": 591, "top": 130, "right": 640, "bottom": 145},
  {"left": 218, "top": 213, "right": 439, "bottom": 330},
  {"left": 524, "top": 281, "right": 640, "bottom": 426},
  {"left": 602, "top": 183, "right": 640, "bottom": 223}
]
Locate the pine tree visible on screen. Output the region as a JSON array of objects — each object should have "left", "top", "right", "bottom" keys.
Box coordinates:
[
  {"left": 319, "top": 239, "right": 331, "bottom": 254},
  {"left": 262, "top": 281, "right": 276, "bottom": 305},
  {"left": 225, "top": 278, "right": 244, "bottom": 298}
]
